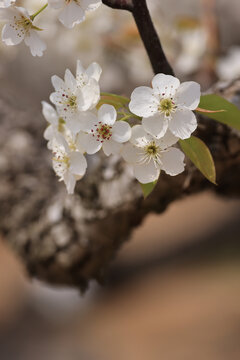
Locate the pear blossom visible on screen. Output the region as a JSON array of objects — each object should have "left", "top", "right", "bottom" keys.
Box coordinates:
[
  {"left": 77, "top": 104, "right": 132, "bottom": 156},
  {"left": 129, "top": 73, "right": 201, "bottom": 140},
  {"left": 52, "top": 135, "right": 87, "bottom": 194},
  {"left": 0, "top": 6, "right": 46, "bottom": 56},
  {"left": 48, "top": 0, "right": 102, "bottom": 29},
  {"left": 122, "top": 125, "right": 185, "bottom": 184},
  {"left": 50, "top": 61, "right": 101, "bottom": 134},
  {"left": 0, "top": 0, "right": 15, "bottom": 8},
  {"left": 42, "top": 101, "right": 66, "bottom": 149}
]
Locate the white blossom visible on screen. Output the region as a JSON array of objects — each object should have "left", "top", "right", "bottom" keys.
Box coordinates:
[
  {"left": 52, "top": 135, "right": 87, "bottom": 194},
  {"left": 129, "top": 73, "right": 200, "bottom": 140},
  {"left": 122, "top": 125, "right": 185, "bottom": 184},
  {"left": 0, "top": 0, "right": 15, "bottom": 8},
  {"left": 77, "top": 104, "right": 132, "bottom": 156},
  {"left": 50, "top": 61, "right": 101, "bottom": 134},
  {"left": 48, "top": 0, "right": 102, "bottom": 29},
  {"left": 0, "top": 6, "right": 46, "bottom": 56},
  {"left": 42, "top": 101, "right": 66, "bottom": 149}
]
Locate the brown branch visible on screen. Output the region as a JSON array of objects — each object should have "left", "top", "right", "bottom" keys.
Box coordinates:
[{"left": 102, "top": 0, "right": 133, "bottom": 11}]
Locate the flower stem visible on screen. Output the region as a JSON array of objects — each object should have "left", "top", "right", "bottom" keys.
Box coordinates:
[{"left": 30, "top": 3, "right": 48, "bottom": 21}]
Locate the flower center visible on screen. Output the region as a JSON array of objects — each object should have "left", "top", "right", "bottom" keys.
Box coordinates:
[
  {"left": 91, "top": 122, "right": 113, "bottom": 142},
  {"left": 61, "top": 94, "right": 77, "bottom": 112},
  {"left": 12, "top": 15, "right": 33, "bottom": 36},
  {"left": 58, "top": 118, "right": 65, "bottom": 133},
  {"left": 52, "top": 148, "right": 69, "bottom": 179},
  {"left": 138, "top": 141, "right": 163, "bottom": 167},
  {"left": 158, "top": 98, "right": 176, "bottom": 117}
]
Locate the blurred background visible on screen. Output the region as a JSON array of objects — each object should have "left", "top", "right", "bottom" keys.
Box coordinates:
[{"left": 0, "top": 0, "right": 240, "bottom": 359}]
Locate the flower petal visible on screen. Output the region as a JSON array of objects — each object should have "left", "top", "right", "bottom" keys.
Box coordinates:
[
  {"left": 69, "top": 151, "right": 87, "bottom": 176},
  {"left": 2, "top": 22, "right": 24, "bottom": 45},
  {"left": 78, "top": 111, "right": 98, "bottom": 132},
  {"left": 86, "top": 62, "right": 102, "bottom": 82},
  {"left": 142, "top": 113, "right": 168, "bottom": 139},
  {"left": 130, "top": 124, "right": 152, "bottom": 147},
  {"left": 98, "top": 104, "right": 116, "bottom": 125},
  {"left": 133, "top": 161, "right": 160, "bottom": 184},
  {"left": 48, "top": 0, "right": 65, "bottom": 9},
  {"left": 59, "top": 1, "right": 85, "bottom": 28},
  {"left": 112, "top": 121, "right": 131, "bottom": 143},
  {"left": 42, "top": 101, "right": 58, "bottom": 125},
  {"left": 64, "top": 68, "right": 76, "bottom": 91},
  {"left": 51, "top": 75, "right": 66, "bottom": 92},
  {"left": 63, "top": 171, "right": 76, "bottom": 194},
  {"left": 155, "top": 129, "right": 179, "bottom": 149},
  {"left": 121, "top": 142, "right": 140, "bottom": 163},
  {"left": 65, "top": 114, "right": 83, "bottom": 134},
  {"left": 77, "top": 132, "right": 102, "bottom": 154},
  {"left": 152, "top": 73, "right": 180, "bottom": 97},
  {"left": 77, "top": 79, "right": 100, "bottom": 111},
  {"left": 24, "top": 30, "right": 46, "bottom": 57},
  {"left": 175, "top": 81, "right": 201, "bottom": 110},
  {"left": 161, "top": 147, "right": 185, "bottom": 176},
  {"left": 81, "top": 0, "right": 102, "bottom": 12},
  {"left": 169, "top": 109, "right": 197, "bottom": 139},
  {"left": 102, "top": 139, "right": 122, "bottom": 156},
  {"left": 129, "top": 86, "right": 158, "bottom": 118}
]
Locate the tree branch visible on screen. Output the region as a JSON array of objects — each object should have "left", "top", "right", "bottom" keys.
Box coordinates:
[
  {"left": 0, "top": 79, "right": 240, "bottom": 290},
  {"left": 102, "top": 0, "right": 133, "bottom": 11}
]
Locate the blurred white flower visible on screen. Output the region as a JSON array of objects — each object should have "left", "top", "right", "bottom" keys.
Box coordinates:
[
  {"left": 0, "top": 6, "right": 46, "bottom": 56},
  {"left": 52, "top": 135, "right": 87, "bottom": 194},
  {"left": 129, "top": 73, "right": 200, "bottom": 140},
  {"left": 122, "top": 125, "right": 185, "bottom": 184},
  {"left": 0, "top": 0, "right": 15, "bottom": 8},
  {"left": 77, "top": 104, "right": 132, "bottom": 156},
  {"left": 48, "top": 0, "right": 102, "bottom": 29},
  {"left": 217, "top": 46, "right": 240, "bottom": 81},
  {"left": 42, "top": 101, "right": 66, "bottom": 149}
]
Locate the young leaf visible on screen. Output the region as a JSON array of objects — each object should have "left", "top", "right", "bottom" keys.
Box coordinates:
[
  {"left": 179, "top": 136, "right": 216, "bottom": 184},
  {"left": 197, "top": 94, "right": 240, "bottom": 131},
  {"left": 140, "top": 180, "right": 158, "bottom": 198}
]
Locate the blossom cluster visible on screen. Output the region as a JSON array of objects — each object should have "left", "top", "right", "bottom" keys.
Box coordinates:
[
  {"left": 43, "top": 61, "right": 201, "bottom": 194},
  {"left": 0, "top": 0, "right": 102, "bottom": 56}
]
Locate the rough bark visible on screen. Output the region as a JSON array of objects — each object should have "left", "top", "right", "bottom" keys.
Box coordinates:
[{"left": 0, "top": 79, "right": 240, "bottom": 290}]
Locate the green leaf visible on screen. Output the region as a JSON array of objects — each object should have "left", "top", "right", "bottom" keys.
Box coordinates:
[
  {"left": 197, "top": 94, "right": 240, "bottom": 131},
  {"left": 140, "top": 180, "right": 158, "bottom": 198},
  {"left": 179, "top": 136, "right": 216, "bottom": 184}
]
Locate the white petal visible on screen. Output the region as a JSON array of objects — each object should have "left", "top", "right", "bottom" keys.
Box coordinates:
[
  {"left": 175, "top": 81, "right": 201, "bottom": 110},
  {"left": 121, "top": 142, "right": 140, "bottom": 163},
  {"left": 63, "top": 171, "right": 76, "bottom": 194},
  {"left": 130, "top": 125, "right": 152, "bottom": 147},
  {"left": 152, "top": 73, "right": 180, "bottom": 97},
  {"left": 86, "top": 62, "right": 102, "bottom": 82},
  {"left": 41, "top": 101, "right": 58, "bottom": 125},
  {"left": 51, "top": 75, "right": 66, "bottom": 91},
  {"left": 133, "top": 161, "right": 160, "bottom": 184},
  {"left": 2, "top": 23, "right": 24, "bottom": 45},
  {"left": 65, "top": 114, "right": 83, "bottom": 134},
  {"left": 64, "top": 69, "right": 76, "bottom": 91},
  {"left": 69, "top": 152, "right": 87, "bottom": 176},
  {"left": 49, "top": 91, "right": 63, "bottom": 107},
  {"left": 77, "top": 132, "right": 102, "bottom": 154},
  {"left": 169, "top": 109, "right": 197, "bottom": 139},
  {"left": 44, "top": 125, "right": 55, "bottom": 142},
  {"left": 129, "top": 86, "right": 157, "bottom": 118},
  {"left": 24, "top": 30, "right": 46, "bottom": 57},
  {"left": 155, "top": 129, "right": 179, "bottom": 149},
  {"left": 161, "top": 147, "right": 185, "bottom": 176},
  {"left": 77, "top": 79, "right": 100, "bottom": 111},
  {"left": 82, "top": 0, "right": 102, "bottom": 12},
  {"left": 76, "top": 59, "right": 85, "bottom": 77},
  {"left": 102, "top": 139, "right": 122, "bottom": 156},
  {"left": 98, "top": 104, "right": 116, "bottom": 125},
  {"left": 142, "top": 113, "right": 168, "bottom": 139},
  {"left": 59, "top": 1, "right": 85, "bottom": 28},
  {"left": 48, "top": 0, "right": 65, "bottom": 9},
  {"left": 78, "top": 111, "right": 98, "bottom": 132},
  {"left": 112, "top": 121, "right": 131, "bottom": 143}
]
